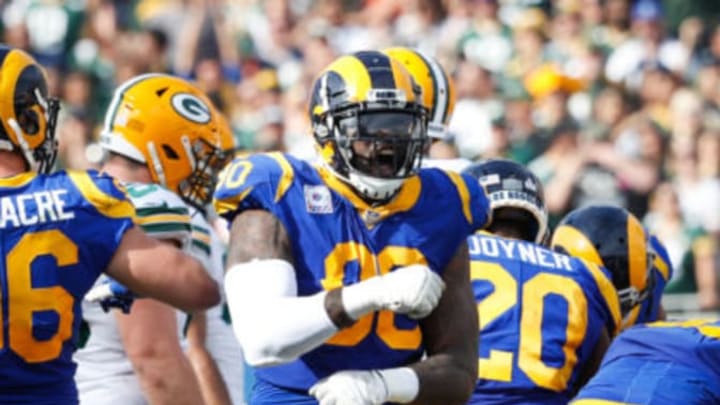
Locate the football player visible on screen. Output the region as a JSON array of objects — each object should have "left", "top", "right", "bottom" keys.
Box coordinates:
[
  {"left": 572, "top": 319, "right": 720, "bottom": 404},
  {"left": 74, "top": 74, "right": 236, "bottom": 405},
  {"left": 635, "top": 234, "right": 672, "bottom": 324},
  {"left": 463, "top": 159, "right": 620, "bottom": 404},
  {"left": 214, "top": 50, "right": 491, "bottom": 405},
  {"left": 551, "top": 205, "right": 657, "bottom": 330},
  {"left": 382, "top": 47, "right": 472, "bottom": 172},
  {"left": 0, "top": 45, "right": 218, "bottom": 404}
]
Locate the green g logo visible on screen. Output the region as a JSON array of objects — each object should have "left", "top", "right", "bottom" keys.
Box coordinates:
[{"left": 171, "top": 93, "right": 211, "bottom": 124}]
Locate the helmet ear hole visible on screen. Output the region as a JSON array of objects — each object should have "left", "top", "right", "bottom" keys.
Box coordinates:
[
  {"left": 162, "top": 144, "right": 180, "bottom": 160},
  {"left": 18, "top": 108, "right": 40, "bottom": 134}
]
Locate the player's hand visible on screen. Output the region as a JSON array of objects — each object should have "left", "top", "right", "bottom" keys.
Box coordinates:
[
  {"left": 377, "top": 264, "right": 445, "bottom": 319},
  {"left": 309, "top": 370, "right": 388, "bottom": 405},
  {"left": 85, "top": 278, "right": 136, "bottom": 314}
]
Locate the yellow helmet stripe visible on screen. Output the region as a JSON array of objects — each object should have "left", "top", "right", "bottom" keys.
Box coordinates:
[
  {"left": 551, "top": 225, "right": 604, "bottom": 265},
  {"left": 582, "top": 259, "right": 622, "bottom": 335},
  {"left": 0, "top": 49, "right": 34, "bottom": 146},
  {"left": 328, "top": 57, "right": 372, "bottom": 104},
  {"left": 416, "top": 50, "right": 449, "bottom": 126},
  {"left": 626, "top": 215, "right": 648, "bottom": 292}
]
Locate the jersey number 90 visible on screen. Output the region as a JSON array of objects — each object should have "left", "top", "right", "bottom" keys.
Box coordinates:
[{"left": 321, "top": 242, "right": 426, "bottom": 351}]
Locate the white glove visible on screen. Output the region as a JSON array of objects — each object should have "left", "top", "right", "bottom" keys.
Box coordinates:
[
  {"left": 343, "top": 264, "right": 445, "bottom": 320},
  {"left": 309, "top": 370, "right": 388, "bottom": 405}
]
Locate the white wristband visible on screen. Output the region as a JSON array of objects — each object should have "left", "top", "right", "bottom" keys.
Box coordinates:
[
  {"left": 377, "top": 367, "right": 419, "bottom": 403},
  {"left": 341, "top": 276, "right": 384, "bottom": 320}
]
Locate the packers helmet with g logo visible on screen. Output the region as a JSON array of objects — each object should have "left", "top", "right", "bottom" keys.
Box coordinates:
[
  {"left": 101, "top": 73, "right": 235, "bottom": 211},
  {"left": 382, "top": 47, "right": 455, "bottom": 141},
  {"left": 550, "top": 205, "right": 653, "bottom": 323},
  {"left": 309, "top": 50, "right": 428, "bottom": 202},
  {"left": 0, "top": 45, "right": 59, "bottom": 174},
  {"left": 463, "top": 159, "right": 547, "bottom": 244}
]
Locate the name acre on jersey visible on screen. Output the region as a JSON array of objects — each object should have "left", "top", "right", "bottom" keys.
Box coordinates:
[
  {"left": 0, "top": 189, "right": 75, "bottom": 228},
  {"left": 469, "top": 234, "right": 572, "bottom": 271}
]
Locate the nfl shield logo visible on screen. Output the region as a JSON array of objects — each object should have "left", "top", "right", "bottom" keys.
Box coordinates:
[{"left": 304, "top": 185, "right": 333, "bottom": 214}]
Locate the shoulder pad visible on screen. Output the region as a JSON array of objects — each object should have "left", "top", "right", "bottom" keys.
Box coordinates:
[
  {"left": 420, "top": 168, "right": 491, "bottom": 231},
  {"left": 213, "top": 152, "right": 295, "bottom": 219},
  {"left": 66, "top": 170, "right": 135, "bottom": 219}
]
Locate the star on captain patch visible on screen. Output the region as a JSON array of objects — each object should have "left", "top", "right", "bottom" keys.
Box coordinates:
[{"left": 304, "top": 185, "right": 333, "bottom": 214}]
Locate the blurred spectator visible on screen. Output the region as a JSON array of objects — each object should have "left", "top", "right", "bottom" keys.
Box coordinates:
[
  {"left": 457, "top": 0, "right": 512, "bottom": 73},
  {"left": 644, "top": 182, "right": 719, "bottom": 310},
  {"left": 604, "top": 0, "right": 689, "bottom": 90},
  {"left": 447, "top": 59, "right": 497, "bottom": 159}
]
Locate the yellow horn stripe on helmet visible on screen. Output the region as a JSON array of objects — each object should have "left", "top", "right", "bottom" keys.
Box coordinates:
[{"left": 626, "top": 214, "right": 648, "bottom": 292}]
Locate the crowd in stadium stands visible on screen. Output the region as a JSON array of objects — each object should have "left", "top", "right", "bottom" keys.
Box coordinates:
[{"left": 3, "top": 0, "right": 717, "bottom": 311}]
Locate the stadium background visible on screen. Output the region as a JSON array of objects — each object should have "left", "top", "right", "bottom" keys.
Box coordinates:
[{"left": 3, "top": 0, "right": 718, "bottom": 400}]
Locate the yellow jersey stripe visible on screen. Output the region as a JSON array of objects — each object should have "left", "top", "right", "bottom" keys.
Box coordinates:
[
  {"left": 213, "top": 187, "right": 253, "bottom": 216},
  {"left": 67, "top": 171, "right": 135, "bottom": 219},
  {"left": 444, "top": 171, "right": 473, "bottom": 225},
  {"left": 316, "top": 166, "right": 422, "bottom": 225},
  {"left": 583, "top": 259, "right": 622, "bottom": 335},
  {"left": 191, "top": 230, "right": 212, "bottom": 245},
  {"left": 135, "top": 213, "right": 191, "bottom": 226},
  {"left": 0, "top": 172, "right": 35, "bottom": 188},
  {"left": 266, "top": 152, "right": 294, "bottom": 202},
  {"left": 572, "top": 400, "right": 639, "bottom": 405},
  {"left": 653, "top": 254, "right": 670, "bottom": 282},
  {"left": 648, "top": 319, "right": 720, "bottom": 338}
]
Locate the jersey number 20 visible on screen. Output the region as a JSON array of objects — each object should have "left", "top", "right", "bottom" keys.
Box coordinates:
[{"left": 473, "top": 261, "right": 587, "bottom": 391}]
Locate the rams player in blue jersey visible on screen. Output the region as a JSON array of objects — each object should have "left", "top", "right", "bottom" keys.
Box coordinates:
[
  {"left": 0, "top": 45, "right": 219, "bottom": 405},
  {"left": 572, "top": 319, "right": 720, "bottom": 404},
  {"left": 463, "top": 159, "right": 621, "bottom": 404},
  {"left": 214, "top": 50, "right": 491, "bottom": 405},
  {"left": 551, "top": 206, "right": 658, "bottom": 330},
  {"left": 635, "top": 234, "right": 672, "bottom": 324}
]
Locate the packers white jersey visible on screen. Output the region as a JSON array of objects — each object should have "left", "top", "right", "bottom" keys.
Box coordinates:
[
  {"left": 74, "top": 183, "right": 192, "bottom": 405},
  {"left": 187, "top": 209, "right": 246, "bottom": 405}
]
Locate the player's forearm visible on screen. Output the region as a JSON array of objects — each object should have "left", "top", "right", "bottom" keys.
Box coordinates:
[
  {"left": 131, "top": 348, "right": 205, "bottom": 405},
  {"left": 187, "top": 346, "right": 232, "bottom": 405},
  {"left": 407, "top": 352, "right": 476, "bottom": 405}
]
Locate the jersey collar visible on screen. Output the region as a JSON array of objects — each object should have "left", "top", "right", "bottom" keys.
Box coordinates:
[{"left": 316, "top": 165, "right": 422, "bottom": 227}]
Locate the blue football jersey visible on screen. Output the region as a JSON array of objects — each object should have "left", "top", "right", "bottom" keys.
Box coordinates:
[
  {"left": 213, "top": 152, "right": 490, "bottom": 397},
  {"left": 0, "top": 170, "right": 135, "bottom": 404},
  {"left": 633, "top": 235, "right": 673, "bottom": 325},
  {"left": 468, "top": 232, "right": 621, "bottom": 404},
  {"left": 573, "top": 320, "right": 720, "bottom": 404}
]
